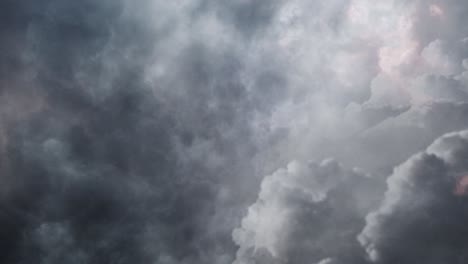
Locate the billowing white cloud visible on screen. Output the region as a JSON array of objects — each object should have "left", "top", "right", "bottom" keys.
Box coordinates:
[{"left": 233, "top": 159, "right": 382, "bottom": 264}]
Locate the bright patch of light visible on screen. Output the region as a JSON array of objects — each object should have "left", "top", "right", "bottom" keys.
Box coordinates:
[{"left": 429, "top": 4, "right": 444, "bottom": 18}]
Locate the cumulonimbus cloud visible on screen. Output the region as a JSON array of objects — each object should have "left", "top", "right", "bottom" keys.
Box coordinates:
[
  {"left": 233, "top": 159, "right": 383, "bottom": 264},
  {"left": 359, "top": 130, "right": 468, "bottom": 264},
  {"left": 2, "top": 0, "right": 468, "bottom": 263}
]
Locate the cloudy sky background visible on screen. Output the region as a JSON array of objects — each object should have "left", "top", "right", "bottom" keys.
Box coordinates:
[{"left": 2, "top": 0, "right": 468, "bottom": 263}]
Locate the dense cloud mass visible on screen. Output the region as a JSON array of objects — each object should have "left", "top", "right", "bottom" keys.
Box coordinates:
[
  {"left": 233, "top": 159, "right": 383, "bottom": 264},
  {"left": 359, "top": 130, "right": 468, "bottom": 264},
  {"left": 2, "top": 0, "right": 468, "bottom": 263}
]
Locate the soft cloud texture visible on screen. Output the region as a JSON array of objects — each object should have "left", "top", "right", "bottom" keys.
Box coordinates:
[
  {"left": 233, "top": 159, "right": 382, "bottom": 264},
  {"left": 359, "top": 130, "right": 468, "bottom": 264},
  {"left": 2, "top": 0, "right": 468, "bottom": 263}
]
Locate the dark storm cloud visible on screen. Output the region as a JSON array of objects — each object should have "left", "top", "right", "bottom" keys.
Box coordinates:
[
  {"left": 359, "top": 130, "right": 468, "bottom": 264},
  {"left": 4, "top": 0, "right": 468, "bottom": 264},
  {"left": 203, "top": 0, "right": 284, "bottom": 37},
  {"left": 0, "top": 0, "right": 289, "bottom": 263}
]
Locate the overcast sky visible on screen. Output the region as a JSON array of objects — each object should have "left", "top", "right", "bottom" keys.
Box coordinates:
[{"left": 2, "top": 0, "right": 468, "bottom": 263}]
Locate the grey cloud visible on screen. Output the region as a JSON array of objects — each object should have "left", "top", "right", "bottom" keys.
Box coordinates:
[
  {"left": 3, "top": 0, "right": 468, "bottom": 264},
  {"left": 359, "top": 130, "right": 468, "bottom": 264},
  {"left": 0, "top": 0, "right": 289, "bottom": 263},
  {"left": 233, "top": 159, "right": 383, "bottom": 264},
  {"left": 354, "top": 101, "right": 468, "bottom": 172},
  {"left": 409, "top": 0, "right": 468, "bottom": 46}
]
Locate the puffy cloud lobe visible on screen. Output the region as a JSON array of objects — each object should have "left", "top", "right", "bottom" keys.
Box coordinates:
[
  {"left": 247, "top": 0, "right": 468, "bottom": 177},
  {"left": 233, "top": 159, "right": 383, "bottom": 264},
  {"left": 359, "top": 130, "right": 468, "bottom": 264}
]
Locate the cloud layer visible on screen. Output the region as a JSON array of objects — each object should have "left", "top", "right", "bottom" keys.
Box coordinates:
[{"left": 2, "top": 0, "right": 468, "bottom": 263}]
